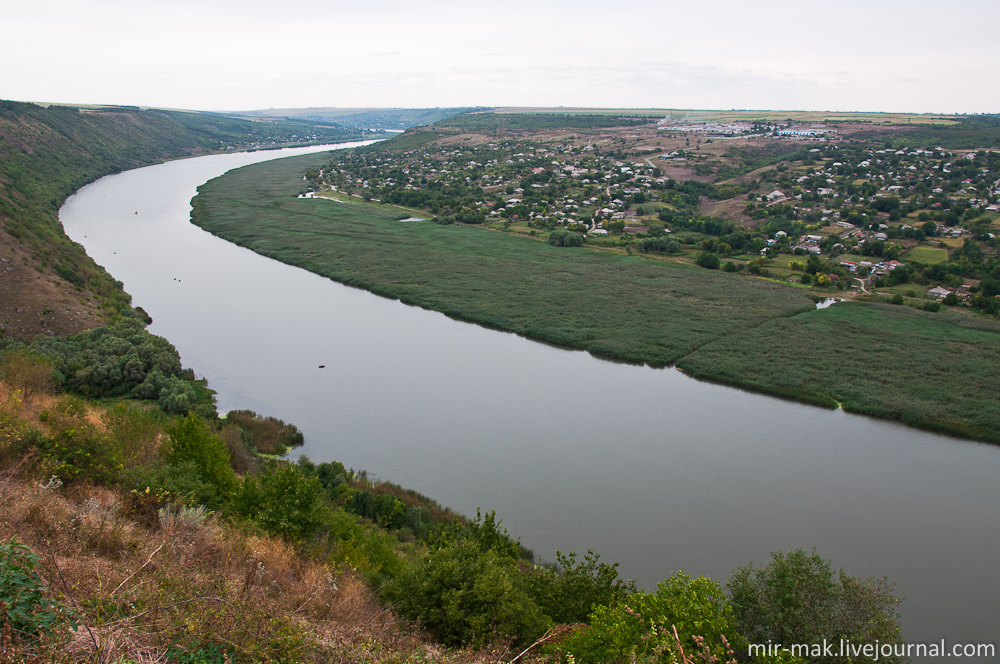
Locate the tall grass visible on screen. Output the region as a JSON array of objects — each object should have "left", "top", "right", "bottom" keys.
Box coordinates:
[
  {"left": 191, "top": 153, "right": 815, "bottom": 367},
  {"left": 677, "top": 302, "right": 1000, "bottom": 442}
]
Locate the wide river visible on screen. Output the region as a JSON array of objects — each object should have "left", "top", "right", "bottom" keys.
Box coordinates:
[{"left": 61, "top": 143, "right": 999, "bottom": 656}]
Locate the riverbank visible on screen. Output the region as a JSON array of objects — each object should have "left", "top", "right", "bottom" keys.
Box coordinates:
[{"left": 191, "top": 151, "right": 1000, "bottom": 444}]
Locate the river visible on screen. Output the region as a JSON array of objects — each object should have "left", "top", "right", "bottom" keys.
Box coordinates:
[{"left": 60, "top": 142, "right": 1000, "bottom": 656}]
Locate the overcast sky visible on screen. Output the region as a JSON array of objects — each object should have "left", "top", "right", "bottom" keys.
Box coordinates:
[{"left": 4, "top": 0, "right": 997, "bottom": 114}]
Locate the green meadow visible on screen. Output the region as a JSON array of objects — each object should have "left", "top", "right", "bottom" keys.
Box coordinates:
[
  {"left": 677, "top": 302, "right": 1000, "bottom": 442},
  {"left": 191, "top": 152, "right": 814, "bottom": 367}
]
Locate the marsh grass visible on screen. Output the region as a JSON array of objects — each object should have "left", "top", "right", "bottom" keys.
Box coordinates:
[
  {"left": 677, "top": 302, "right": 1000, "bottom": 442},
  {"left": 191, "top": 153, "right": 815, "bottom": 367}
]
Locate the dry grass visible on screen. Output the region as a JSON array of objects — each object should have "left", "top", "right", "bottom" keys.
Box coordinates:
[
  {"left": 0, "top": 377, "right": 548, "bottom": 663},
  {"left": 0, "top": 472, "right": 530, "bottom": 664}
]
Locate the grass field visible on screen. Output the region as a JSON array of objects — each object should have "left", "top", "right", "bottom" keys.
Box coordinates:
[
  {"left": 904, "top": 246, "right": 949, "bottom": 264},
  {"left": 676, "top": 302, "right": 1000, "bottom": 442},
  {"left": 191, "top": 153, "right": 815, "bottom": 367}
]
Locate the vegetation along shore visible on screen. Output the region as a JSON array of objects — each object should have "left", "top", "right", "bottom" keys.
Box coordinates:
[{"left": 191, "top": 111, "right": 1000, "bottom": 443}]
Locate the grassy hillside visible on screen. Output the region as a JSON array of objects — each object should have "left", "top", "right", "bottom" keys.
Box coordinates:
[
  {"left": 191, "top": 152, "right": 816, "bottom": 367},
  {"left": 0, "top": 100, "right": 365, "bottom": 340}
]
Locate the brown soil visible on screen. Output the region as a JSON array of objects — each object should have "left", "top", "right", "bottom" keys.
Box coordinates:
[
  {"left": 0, "top": 229, "right": 105, "bottom": 341},
  {"left": 700, "top": 196, "right": 757, "bottom": 228}
]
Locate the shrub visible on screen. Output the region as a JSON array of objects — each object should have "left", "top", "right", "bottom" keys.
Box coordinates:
[
  {"left": 527, "top": 550, "right": 634, "bottom": 625},
  {"left": 126, "top": 460, "right": 223, "bottom": 510},
  {"left": 226, "top": 410, "right": 304, "bottom": 455},
  {"left": 166, "top": 414, "right": 237, "bottom": 499},
  {"left": 696, "top": 252, "right": 721, "bottom": 269},
  {"left": 233, "top": 463, "right": 328, "bottom": 541},
  {"left": 638, "top": 237, "right": 682, "bottom": 254},
  {"left": 727, "top": 548, "right": 904, "bottom": 664},
  {"left": 723, "top": 261, "right": 739, "bottom": 273},
  {"left": 0, "top": 537, "right": 76, "bottom": 641},
  {"left": 560, "top": 572, "right": 739, "bottom": 664},
  {"left": 36, "top": 401, "right": 123, "bottom": 484},
  {"left": 382, "top": 538, "right": 549, "bottom": 647},
  {"left": 548, "top": 229, "right": 584, "bottom": 247},
  {"left": 0, "top": 349, "right": 53, "bottom": 403}
]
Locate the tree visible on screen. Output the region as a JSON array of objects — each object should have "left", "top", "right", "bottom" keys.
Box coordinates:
[
  {"left": 527, "top": 550, "right": 634, "bottom": 625},
  {"left": 696, "top": 252, "right": 721, "bottom": 269},
  {"left": 234, "top": 463, "right": 327, "bottom": 541},
  {"left": 548, "top": 229, "right": 583, "bottom": 247},
  {"left": 166, "top": 414, "right": 237, "bottom": 498},
  {"left": 727, "top": 549, "right": 904, "bottom": 664}
]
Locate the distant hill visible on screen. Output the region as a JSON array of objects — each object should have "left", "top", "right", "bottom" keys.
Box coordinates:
[
  {"left": 0, "top": 100, "right": 366, "bottom": 340},
  {"left": 234, "top": 107, "right": 481, "bottom": 130}
]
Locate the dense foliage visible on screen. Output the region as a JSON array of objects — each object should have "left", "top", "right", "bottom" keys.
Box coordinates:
[
  {"left": 1, "top": 315, "right": 211, "bottom": 415},
  {"left": 0, "top": 537, "right": 76, "bottom": 640},
  {"left": 728, "top": 549, "right": 904, "bottom": 664}
]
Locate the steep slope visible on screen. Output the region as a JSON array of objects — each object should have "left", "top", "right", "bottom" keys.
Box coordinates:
[{"left": 0, "top": 100, "right": 363, "bottom": 339}]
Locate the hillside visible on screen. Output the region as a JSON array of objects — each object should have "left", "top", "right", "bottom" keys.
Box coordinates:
[{"left": 0, "top": 100, "right": 366, "bottom": 340}]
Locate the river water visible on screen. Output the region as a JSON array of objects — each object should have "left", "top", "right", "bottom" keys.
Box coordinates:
[{"left": 60, "top": 143, "right": 1000, "bottom": 655}]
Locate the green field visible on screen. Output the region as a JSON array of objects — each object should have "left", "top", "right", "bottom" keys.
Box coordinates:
[
  {"left": 903, "top": 246, "right": 949, "bottom": 264},
  {"left": 191, "top": 153, "right": 815, "bottom": 367},
  {"left": 192, "top": 153, "right": 1000, "bottom": 443},
  {"left": 677, "top": 302, "right": 1000, "bottom": 442}
]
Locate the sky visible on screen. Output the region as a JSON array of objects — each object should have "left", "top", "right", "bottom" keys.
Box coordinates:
[{"left": 4, "top": 0, "right": 998, "bottom": 114}]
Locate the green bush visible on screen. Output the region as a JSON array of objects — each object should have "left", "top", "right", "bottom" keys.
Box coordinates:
[
  {"left": 548, "top": 229, "right": 584, "bottom": 247},
  {"left": 233, "top": 463, "right": 328, "bottom": 541},
  {"left": 527, "top": 550, "right": 634, "bottom": 625},
  {"left": 166, "top": 414, "right": 237, "bottom": 499},
  {"left": 126, "top": 461, "right": 223, "bottom": 510},
  {"left": 696, "top": 252, "right": 721, "bottom": 269},
  {"left": 560, "top": 572, "right": 739, "bottom": 664},
  {"left": 0, "top": 537, "right": 76, "bottom": 641},
  {"left": 727, "top": 548, "right": 904, "bottom": 664},
  {"left": 381, "top": 538, "right": 549, "bottom": 647}
]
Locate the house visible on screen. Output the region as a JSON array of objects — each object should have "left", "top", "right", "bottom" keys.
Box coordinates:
[
  {"left": 927, "top": 286, "right": 952, "bottom": 299},
  {"left": 766, "top": 190, "right": 785, "bottom": 201}
]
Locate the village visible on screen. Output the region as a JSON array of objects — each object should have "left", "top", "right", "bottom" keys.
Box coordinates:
[{"left": 312, "top": 115, "right": 1000, "bottom": 316}]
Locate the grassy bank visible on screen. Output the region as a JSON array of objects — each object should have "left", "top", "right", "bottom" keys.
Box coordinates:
[
  {"left": 676, "top": 302, "right": 1000, "bottom": 442},
  {"left": 191, "top": 153, "right": 815, "bottom": 367}
]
